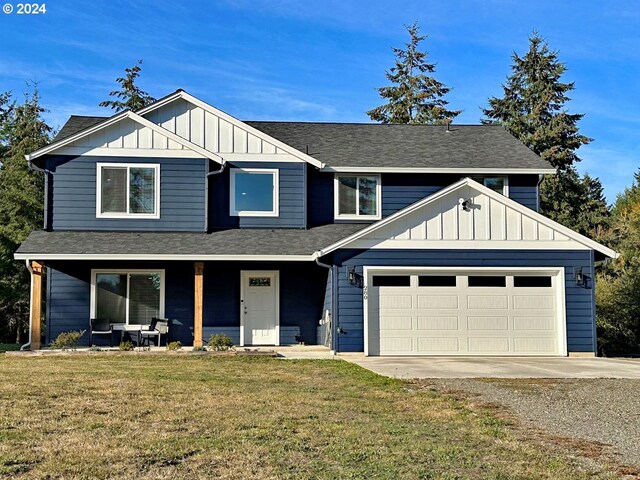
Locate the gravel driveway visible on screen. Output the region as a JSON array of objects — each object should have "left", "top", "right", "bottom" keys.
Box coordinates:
[{"left": 426, "top": 378, "right": 640, "bottom": 469}]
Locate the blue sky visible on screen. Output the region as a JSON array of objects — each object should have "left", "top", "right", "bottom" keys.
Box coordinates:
[{"left": 1, "top": 0, "right": 638, "bottom": 202}]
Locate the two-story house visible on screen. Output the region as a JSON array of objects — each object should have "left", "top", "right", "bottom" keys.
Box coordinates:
[{"left": 16, "top": 90, "right": 617, "bottom": 356}]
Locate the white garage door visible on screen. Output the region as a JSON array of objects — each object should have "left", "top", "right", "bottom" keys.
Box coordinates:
[{"left": 366, "top": 268, "right": 566, "bottom": 356}]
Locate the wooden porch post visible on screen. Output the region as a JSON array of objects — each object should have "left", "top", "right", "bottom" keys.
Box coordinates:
[
  {"left": 30, "top": 261, "right": 44, "bottom": 350},
  {"left": 194, "top": 262, "right": 204, "bottom": 347}
]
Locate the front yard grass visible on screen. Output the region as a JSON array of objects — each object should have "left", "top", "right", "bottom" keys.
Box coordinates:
[{"left": 0, "top": 355, "right": 620, "bottom": 479}]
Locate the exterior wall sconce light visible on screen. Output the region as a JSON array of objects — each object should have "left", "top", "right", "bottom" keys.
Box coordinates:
[
  {"left": 348, "top": 267, "right": 357, "bottom": 286},
  {"left": 458, "top": 197, "right": 473, "bottom": 211},
  {"left": 575, "top": 267, "right": 589, "bottom": 288}
]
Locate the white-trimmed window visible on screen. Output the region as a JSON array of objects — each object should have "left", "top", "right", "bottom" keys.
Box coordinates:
[
  {"left": 334, "top": 174, "right": 381, "bottom": 220},
  {"left": 96, "top": 163, "right": 160, "bottom": 218},
  {"left": 473, "top": 176, "right": 509, "bottom": 196},
  {"left": 230, "top": 168, "right": 279, "bottom": 217},
  {"left": 91, "top": 270, "right": 165, "bottom": 327}
]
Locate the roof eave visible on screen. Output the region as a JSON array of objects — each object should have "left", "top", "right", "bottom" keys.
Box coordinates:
[{"left": 321, "top": 166, "right": 556, "bottom": 174}]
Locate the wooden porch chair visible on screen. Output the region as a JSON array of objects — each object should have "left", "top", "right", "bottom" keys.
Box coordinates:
[
  {"left": 90, "top": 318, "right": 113, "bottom": 346},
  {"left": 139, "top": 318, "right": 169, "bottom": 347}
]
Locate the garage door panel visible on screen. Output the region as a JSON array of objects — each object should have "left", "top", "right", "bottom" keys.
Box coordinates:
[
  {"left": 513, "top": 337, "right": 557, "bottom": 353},
  {"left": 417, "top": 295, "right": 458, "bottom": 309},
  {"left": 467, "top": 316, "right": 509, "bottom": 330},
  {"left": 513, "top": 316, "right": 555, "bottom": 330},
  {"left": 467, "top": 295, "right": 508, "bottom": 309},
  {"left": 417, "top": 316, "right": 459, "bottom": 330},
  {"left": 513, "top": 295, "right": 554, "bottom": 309},
  {"left": 369, "top": 269, "right": 564, "bottom": 356},
  {"left": 379, "top": 337, "right": 413, "bottom": 353},
  {"left": 379, "top": 316, "right": 413, "bottom": 330},
  {"left": 417, "top": 337, "right": 460, "bottom": 353},
  {"left": 468, "top": 337, "right": 510, "bottom": 352},
  {"left": 379, "top": 294, "right": 413, "bottom": 309}
]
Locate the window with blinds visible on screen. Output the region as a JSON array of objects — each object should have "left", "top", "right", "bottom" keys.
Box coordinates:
[
  {"left": 97, "top": 163, "right": 159, "bottom": 218},
  {"left": 93, "top": 271, "right": 163, "bottom": 326}
]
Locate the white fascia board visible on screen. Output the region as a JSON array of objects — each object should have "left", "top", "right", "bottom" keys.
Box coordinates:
[
  {"left": 177, "top": 91, "right": 325, "bottom": 169},
  {"left": 26, "top": 111, "right": 130, "bottom": 161},
  {"left": 322, "top": 166, "right": 557, "bottom": 175},
  {"left": 14, "top": 253, "right": 317, "bottom": 261},
  {"left": 317, "top": 177, "right": 619, "bottom": 259},
  {"left": 127, "top": 112, "right": 223, "bottom": 164}
]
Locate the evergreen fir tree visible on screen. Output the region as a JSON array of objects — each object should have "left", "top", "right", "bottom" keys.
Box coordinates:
[
  {"left": 367, "top": 22, "right": 461, "bottom": 124},
  {"left": 482, "top": 32, "right": 590, "bottom": 171},
  {"left": 99, "top": 60, "right": 156, "bottom": 112},
  {"left": 0, "top": 86, "right": 51, "bottom": 343},
  {"left": 483, "top": 32, "right": 608, "bottom": 235},
  {"left": 596, "top": 169, "right": 640, "bottom": 355}
]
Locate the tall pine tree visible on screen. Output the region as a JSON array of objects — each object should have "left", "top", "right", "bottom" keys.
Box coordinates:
[
  {"left": 482, "top": 32, "right": 608, "bottom": 235},
  {"left": 99, "top": 60, "right": 156, "bottom": 112},
  {"left": 596, "top": 169, "right": 640, "bottom": 355},
  {"left": 367, "top": 22, "right": 461, "bottom": 124},
  {"left": 0, "top": 86, "right": 51, "bottom": 343}
]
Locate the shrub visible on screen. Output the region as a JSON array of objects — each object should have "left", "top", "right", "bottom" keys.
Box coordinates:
[
  {"left": 51, "top": 330, "right": 86, "bottom": 350},
  {"left": 119, "top": 341, "right": 134, "bottom": 351},
  {"left": 167, "top": 341, "right": 182, "bottom": 351},
  {"left": 207, "top": 333, "right": 234, "bottom": 351},
  {"left": 192, "top": 345, "right": 207, "bottom": 352}
]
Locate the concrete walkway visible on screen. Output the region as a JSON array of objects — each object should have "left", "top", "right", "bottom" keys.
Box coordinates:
[{"left": 342, "top": 355, "right": 640, "bottom": 379}]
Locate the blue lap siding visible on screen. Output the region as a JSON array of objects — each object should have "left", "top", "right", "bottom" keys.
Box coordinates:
[
  {"left": 45, "top": 155, "right": 209, "bottom": 232},
  {"left": 209, "top": 161, "right": 306, "bottom": 228},
  {"left": 307, "top": 172, "right": 540, "bottom": 227},
  {"left": 330, "top": 249, "right": 596, "bottom": 354},
  {"left": 202, "top": 262, "right": 326, "bottom": 344},
  {"left": 46, "top": 261, "right": 195, "bottom": 346},
  {"left": 45, "top": 261, "right": 326, "bottom": 347}
]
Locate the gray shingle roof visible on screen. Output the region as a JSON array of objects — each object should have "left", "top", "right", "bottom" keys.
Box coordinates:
[
  {"left": 54, "top": 116, "right": 107, "bottom": 142},
  {"left": 246, "top": 122, "right": 551, "bottom": 170},
  {"left": 15, "top": 224, "right": 365, "bottom": 258},
  {"left": 52, "top": 116, "right": 551, "bottom": 171}
]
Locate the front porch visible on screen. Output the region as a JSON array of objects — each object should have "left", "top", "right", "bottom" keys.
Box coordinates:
[{"left": 27, "top": 260, "right": 331, "bottom": 349}]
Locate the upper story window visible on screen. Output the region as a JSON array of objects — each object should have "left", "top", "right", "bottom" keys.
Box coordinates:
[
  {"left": 334, "top": 174, "right": 381, "bottom": 220},
  {"left": 473, "top": 176, "right": 508, "bottom": 196},
  {"left": 230, "top": 168, "right": 279, "bottom": 217},
  {"left": 96, "top": 163, "right": 160, "bottom": 219}
]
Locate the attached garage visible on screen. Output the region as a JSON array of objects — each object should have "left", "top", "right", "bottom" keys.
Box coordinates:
[{"left": 364, "top": 267, "right": 566, "bottom": 356}]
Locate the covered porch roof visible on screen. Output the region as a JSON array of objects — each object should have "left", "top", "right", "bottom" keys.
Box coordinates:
[{"left": 14, "top": 224, "right": 365, "bottom": 261}]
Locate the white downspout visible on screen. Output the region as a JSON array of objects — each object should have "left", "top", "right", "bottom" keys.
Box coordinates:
[{"left": 20, "top": 259, "right": 33, "bottom": 350}]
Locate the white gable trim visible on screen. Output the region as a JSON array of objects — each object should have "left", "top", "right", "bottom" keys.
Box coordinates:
[
  {"left": 175, "top": 91, "right": 324, "bottom": 168},
  {"left": 318, "top": 177, "right": 618, "bottom": 258},
  {"left": 26, "top": 111, "right": 129, "bottom": 161},
  {"left": 28, "top": 90, "right": 325, "bottom": 168},
  {"left": 26, "top": 110, "right": 224, "bottom": 163}
]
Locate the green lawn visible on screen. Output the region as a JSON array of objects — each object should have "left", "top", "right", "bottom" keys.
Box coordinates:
[{"left": 0, "top": 355, "right": 620, "bottom": 479}]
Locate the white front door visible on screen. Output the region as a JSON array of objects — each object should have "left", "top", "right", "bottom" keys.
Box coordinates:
[{"left": 241, "top": 271, "right": 279, "bottom": 346}]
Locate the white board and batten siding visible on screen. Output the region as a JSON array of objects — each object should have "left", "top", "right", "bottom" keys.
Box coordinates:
[
  {"left": 350, "top": 185, "right": 581, "bottom": 250},
  {"left": 364, "top": 267, "right": 567, "bottom": 356},
  {"left": 59, "top": 98, "right": 295, "bottom": 160}
]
